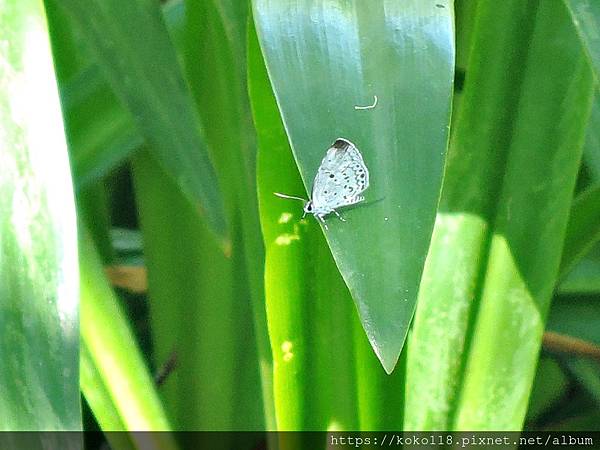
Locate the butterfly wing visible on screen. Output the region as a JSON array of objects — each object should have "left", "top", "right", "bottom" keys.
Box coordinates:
[{"left": 311, "top": 138, "right": 369, "bottom": 212}]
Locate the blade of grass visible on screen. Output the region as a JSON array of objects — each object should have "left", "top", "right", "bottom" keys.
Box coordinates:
[
  {"left": 80, "top": 344, "right": 146, "bottom": 450},
  {"left": 48, "top": 0, "right": 227, "bottom": 237},
  {"left": 80, "top": 230, "right": 177, "bottom": 444},
  {"left": 0, "top": 0, "right": 80, "bottom": 431},
  {"left": 252, "top": 0, "right": 455, "bottom": 374}
]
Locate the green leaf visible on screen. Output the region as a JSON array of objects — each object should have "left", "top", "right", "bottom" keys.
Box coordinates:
[
  {"left": 526, "top": 358, "right": 568, "bottom": 425},
  {"left": 406, "top": 0, "right": 594, "bottom": 431},
  {"left": 565, "top": 2, "right": 600, "bottom": 184},
  {"left": 0, "top": 0, "right": 81, "bottom": 431},
  {"left": 249, "top": 21, "right": 364, "bottom": 431},
  {"left": 79, "top": 230, "right": 178, "bottom": 443},
  {"left": 582, "top": 97, "right": 600, "bottom": 181},
  {"left": 50, "top": 0, "right": 227, "bottom": 237},
  {"left": 560, "top": 183, "right": 600, "bottom": 279},
  {"left": 559, "top": 0, "right": 600, "bottom": 274},
  {"left": 453, "top": 1, "right": 593, "bottom": 429},
  {"left": 80, "top": 344, "right": 127, "bottom": 432},
  {"left": 132, "top": 150, "right": 265, "bottom": 432},
  {"left": 564, "top": 359, "right": 600, "bottom": 408},
  {"left": 44, "top": 0, "right": 187, "bottom": 191},
  {"left": 182, "top": 0, "right": 274, "bottom": 429},
  {"left": 252, "top": 0, "right": 455, "bottom": 373},
  {"left": 250, "top": 16, "right": 408, "bottom": 432},
  {"left": 564, "top": 0, "right": 600, "bottom": 85},
  {"left": 558, "top": 246, "right": 600, "bottom": 294},
  {"left": 547, "top": 294, "right": 600, "bottom": 346}
]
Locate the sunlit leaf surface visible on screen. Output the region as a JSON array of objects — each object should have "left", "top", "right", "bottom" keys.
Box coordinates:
[
  {"left": 252, "top": 0, "right": 454, "bottom": 373},
  {"left": 0, "top": 0, "right": 80, "bottom": 434}
]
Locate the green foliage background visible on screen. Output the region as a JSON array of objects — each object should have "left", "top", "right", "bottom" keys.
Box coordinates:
[{"left": 1, "top": 0, "right": 600, "bottom": 447}]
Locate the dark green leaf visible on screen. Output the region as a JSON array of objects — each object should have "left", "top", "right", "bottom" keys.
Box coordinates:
[
  {"left": 50, "top": 0, "right": 227, "bottom": 236},
  {"left": 560, "top": 183, "right": 600, "bottom": 279}
]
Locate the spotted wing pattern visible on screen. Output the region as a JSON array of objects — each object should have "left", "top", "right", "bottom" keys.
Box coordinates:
[{"left": 311, "top": 138, "right": 369, "bottom": 213}]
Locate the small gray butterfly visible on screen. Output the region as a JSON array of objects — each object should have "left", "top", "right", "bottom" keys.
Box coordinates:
[{"left": 275, "top": 138, "right": 370, "bottom": 229}]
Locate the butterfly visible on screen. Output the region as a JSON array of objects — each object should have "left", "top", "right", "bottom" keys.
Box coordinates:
[{"left": 275, "top": 138, "right": 370, "bottom": 229}]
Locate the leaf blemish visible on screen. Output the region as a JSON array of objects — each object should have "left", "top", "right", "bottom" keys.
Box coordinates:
[
  {"left": 275, "top": 233, "right": 300, "bottom": 246},
  {"left": 278, "top": 212, "right": 294, "bottom": 224},
  {"left": 281, "top": 341, "right": 294, "bottom": 362}
]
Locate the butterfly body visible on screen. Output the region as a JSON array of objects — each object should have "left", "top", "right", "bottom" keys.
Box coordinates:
[{"left": 276, "top": 138, "right": 370, "bottom": 229}]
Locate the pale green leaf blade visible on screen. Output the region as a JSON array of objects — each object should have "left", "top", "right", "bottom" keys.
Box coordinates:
[{"left": 0, "top": 0, "right": 80, "bottom": 432}]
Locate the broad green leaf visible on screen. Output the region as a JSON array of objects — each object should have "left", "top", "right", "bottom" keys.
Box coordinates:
[
  {"left": 252, "top": 0, "right": 455, "bottom": 373},
  {"left": 249, "top": 18, "right": 406, "bottom": 432},
  {"left": 405, "top": 0, "right": 532, "bottom": 430},
  {"left": 454, "top": 1, "right": 593, "bottom": 429},
  {"left": 44, "top": 0, "right": 186, "bottom": 190},
  {"left": 0, "top": 0, "right": 80, "bottom": 432},
  {"left": 249, "top": 21, "right": 360, "bottom": 432},
  {"left": 79, "top": 231, "right": 177, "bottom": 444},
  {"left": 565, "top": 1, "right": 600, "bottom": 188},
  {"left": 559, "top": 0, "right": 600, "bottom": 270},
  {"left": 132, "top": 150, "right": 264, "bottom": 432},
  {"left": 182, "top": 0, "right": 274, "bottom": 428},
  {"left": 406, "top": 0, "right": 594, "bottom": 431},
  {"left": 49, "top": 0, "right": 227, "bottom": 237}
]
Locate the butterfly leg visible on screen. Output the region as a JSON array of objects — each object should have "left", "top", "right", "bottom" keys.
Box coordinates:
[
  {"left": 332, "top": 209, "right": 346, "bottom": 222},
  {"left": 317, "top": 214, "right": 328, "bottom": 230}
]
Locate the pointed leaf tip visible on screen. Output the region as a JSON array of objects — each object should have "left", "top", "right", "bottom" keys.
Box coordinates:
[{"left": 253, "top": 0, "right": 454, "bottom": 370}]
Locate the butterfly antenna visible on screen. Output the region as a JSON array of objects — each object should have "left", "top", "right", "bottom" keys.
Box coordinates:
[{"left": 273, "top": 192, "right": 307, "bottom": 203}]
